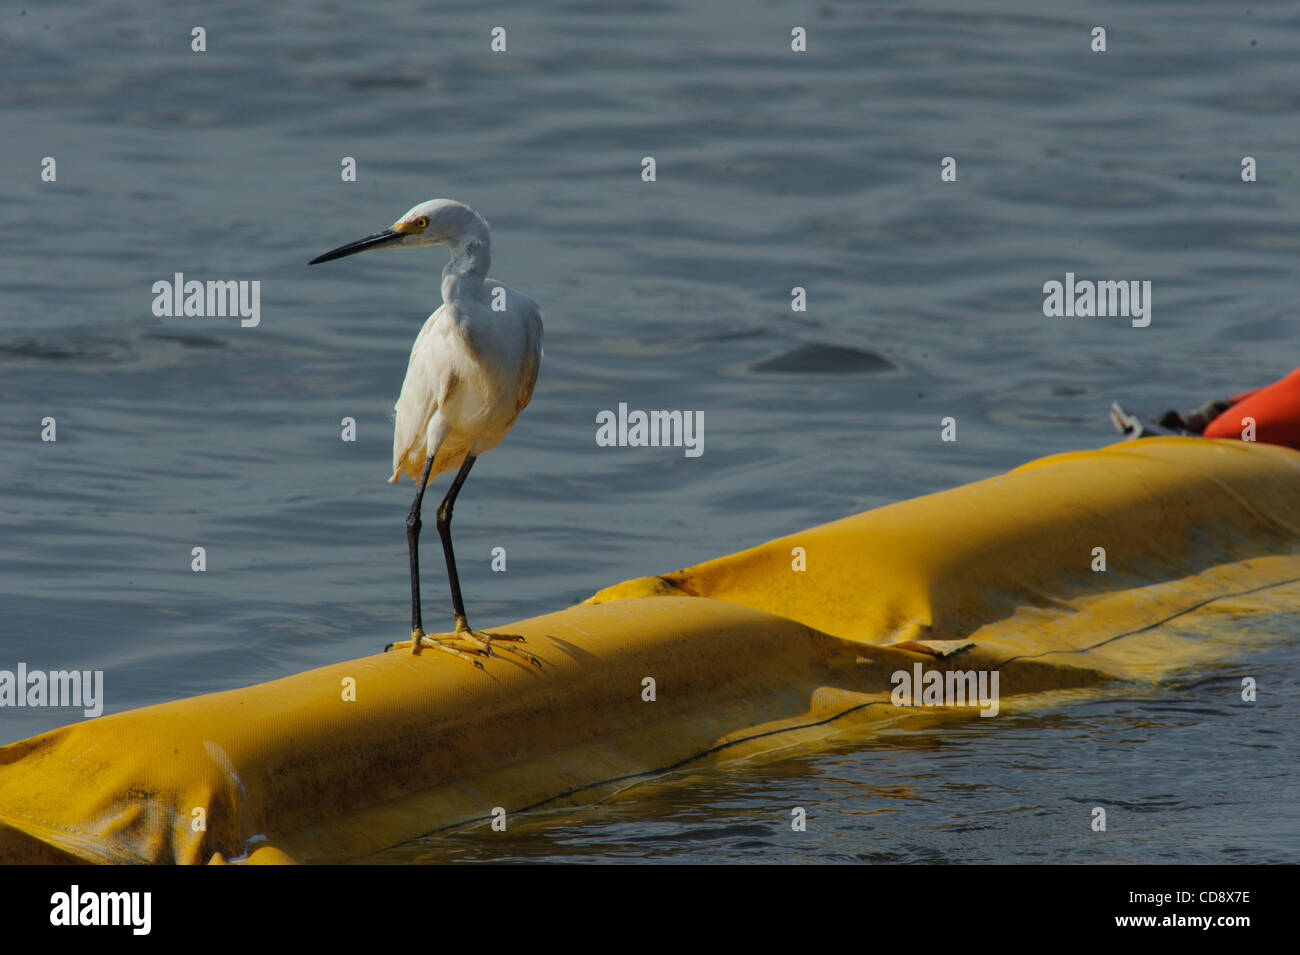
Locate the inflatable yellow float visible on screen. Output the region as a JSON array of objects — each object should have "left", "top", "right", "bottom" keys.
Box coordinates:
[{"left": 2, "top": 437, "right": 1298, "bottom": 864}]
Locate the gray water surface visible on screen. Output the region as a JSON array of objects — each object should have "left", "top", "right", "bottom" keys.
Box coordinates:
[{"left": 1, "top": 0, "right": 1297, "bottom": 862}]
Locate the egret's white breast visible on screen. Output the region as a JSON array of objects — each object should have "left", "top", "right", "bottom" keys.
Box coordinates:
[{"left": 389, "top": 285, "right": 542, "bottom": 485}]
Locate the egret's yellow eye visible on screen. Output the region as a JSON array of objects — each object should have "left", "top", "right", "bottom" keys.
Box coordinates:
[{"left": 415, "top": 217, "right": 429, "bottom": 230}]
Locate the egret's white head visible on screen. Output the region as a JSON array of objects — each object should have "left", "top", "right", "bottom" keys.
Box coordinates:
[{"left": 308, "top": 198, "right": 489, "bottom": 265}]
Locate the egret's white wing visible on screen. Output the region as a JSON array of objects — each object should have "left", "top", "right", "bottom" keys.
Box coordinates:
[
  {"left": 511, "top": 304, "right": 543, "bottom": 420},
  {"left": 390, "top": 308, "right": 456, "bottom": 484}
]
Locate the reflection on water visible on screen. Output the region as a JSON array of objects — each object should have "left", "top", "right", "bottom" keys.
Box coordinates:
[{"left": 362, "top": 646, "right": 1298, "bottom": 863}]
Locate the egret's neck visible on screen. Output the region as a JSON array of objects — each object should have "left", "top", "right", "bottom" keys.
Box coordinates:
[{"left": 441, "top": 226, "right": 491, "bottom": 303}]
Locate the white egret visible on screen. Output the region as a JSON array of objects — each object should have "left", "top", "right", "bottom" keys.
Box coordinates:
[{"left": 309, "top": 199, "right": 542, "bottom": 668}]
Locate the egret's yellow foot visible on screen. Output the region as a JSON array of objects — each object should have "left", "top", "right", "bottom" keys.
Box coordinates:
[
  {"left": 449, "top": 620, "right": 542, "bottom": 668},
  {"left": 403, "top": 628, "right": 487, "bottom": 668}
]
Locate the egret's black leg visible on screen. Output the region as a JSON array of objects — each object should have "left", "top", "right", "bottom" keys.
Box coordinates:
[
  {"left": 433, "top": 456, "right": 540, "bottom": 668},
  {"left": 436, "top": 455, "right": 476, "bottom": 629},
  {"left": 405, "top": 454, "right": 436, "bottom": 652},
  {"left": 401, "top": 454, "right": 539, "bottom": 668}
]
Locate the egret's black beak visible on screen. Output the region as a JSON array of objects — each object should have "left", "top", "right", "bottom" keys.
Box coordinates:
[{"left": 308, "top": 229, "right": 404, "bottom": 265}]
